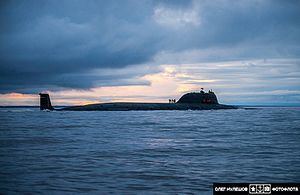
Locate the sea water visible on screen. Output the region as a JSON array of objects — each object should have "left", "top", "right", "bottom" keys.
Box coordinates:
[{"left": 0, "top": 107, "right": 300, "bottom": 194}]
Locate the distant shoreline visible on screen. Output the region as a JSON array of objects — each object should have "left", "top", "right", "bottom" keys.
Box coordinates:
[{"left": 1, "top": 105, "right": 300, "bottom": 108}]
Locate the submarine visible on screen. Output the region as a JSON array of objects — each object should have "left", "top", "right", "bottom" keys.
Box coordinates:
[{"left": 39, "top": 89, "right": 237, "bottom": 111}]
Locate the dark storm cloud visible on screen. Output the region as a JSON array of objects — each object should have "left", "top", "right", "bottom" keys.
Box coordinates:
[{"left": 0, "top": 0, "right": 299, "bottom": 93}]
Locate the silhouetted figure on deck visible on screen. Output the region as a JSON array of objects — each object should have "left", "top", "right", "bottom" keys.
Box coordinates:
[{"left": 200, "top": 88, "right": 205, "bottom": 94}]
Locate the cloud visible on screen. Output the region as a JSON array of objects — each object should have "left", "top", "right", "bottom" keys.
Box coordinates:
[
  {"left": 156, "top": 59, "right": 300, "bottom": 105},
  {"left": 153, "top": 4, "right": 200, "bottom": 28},
  {"left": 0, "top": 0, "right": 300, "bottom": 102},
  {"left": 2, "top": 58, "right": 299, "bottom": 106},
  {"left": 0, "top": 0, "right": 162, "bottom": 92}
]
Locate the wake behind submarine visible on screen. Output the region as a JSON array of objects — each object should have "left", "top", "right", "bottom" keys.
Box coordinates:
[{"left": 39, "top": 89, "right": 237, "bottom": 111}]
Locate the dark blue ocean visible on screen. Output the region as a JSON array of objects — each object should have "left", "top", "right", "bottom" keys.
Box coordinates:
[{"left": 0, "top": 107, "right": 300, "bottom": 194}]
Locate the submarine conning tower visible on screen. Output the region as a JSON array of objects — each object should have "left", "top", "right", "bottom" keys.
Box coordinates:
[
  {"left": 177, "top": 90, "right": 219, "bottom": 104},
  {"left": 39, "top": 93, "right": 54, "bottom": 110}
]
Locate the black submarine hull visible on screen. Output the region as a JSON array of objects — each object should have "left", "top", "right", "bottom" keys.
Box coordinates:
[
  {"left": 39, "top": 91, "right": 238, "bottom": 111},
  {"left": 60, "top": 102, "right": 237, "bottom": 111}
]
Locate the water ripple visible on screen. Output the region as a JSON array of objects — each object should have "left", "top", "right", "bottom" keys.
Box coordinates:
[{"left": 0, "top": 107, "right": 300, "bottom": 193}]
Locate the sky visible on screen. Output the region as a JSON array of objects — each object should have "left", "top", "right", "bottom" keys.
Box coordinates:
[{"left": 0, "top": 0, "right": 300, "bottom": 106}]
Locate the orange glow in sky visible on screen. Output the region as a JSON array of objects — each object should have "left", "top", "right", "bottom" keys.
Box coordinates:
[{"left": 0, "top": 65, "right": 205, "bottom": 106}]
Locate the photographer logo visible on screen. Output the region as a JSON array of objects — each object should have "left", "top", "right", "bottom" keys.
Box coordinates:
[{"left": 249, "top": 184, "right": 271, "bottom": 194}]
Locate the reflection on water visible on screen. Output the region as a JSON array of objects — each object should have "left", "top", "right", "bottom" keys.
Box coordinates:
[{"left": 0, "top": 107, "right": 300, "bottom": 193}]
